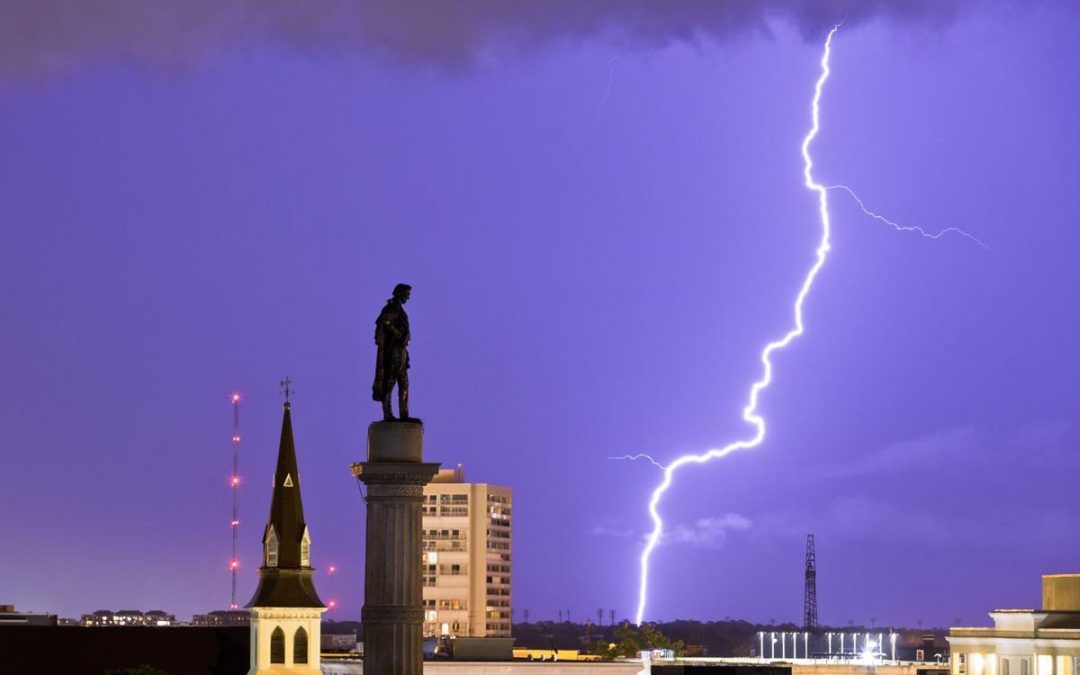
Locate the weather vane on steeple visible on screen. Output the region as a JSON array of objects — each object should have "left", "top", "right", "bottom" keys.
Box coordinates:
[{"left": 279, "top": 375, "right": 293, "bottom": 403}]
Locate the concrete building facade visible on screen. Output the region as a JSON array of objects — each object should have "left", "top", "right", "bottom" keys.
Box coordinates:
[
  {"left": 948, "top": 574, "right": 1080, "bottom": 675},
  {"left": 421, "top": 467, "right": 512, "bottom": 639}
]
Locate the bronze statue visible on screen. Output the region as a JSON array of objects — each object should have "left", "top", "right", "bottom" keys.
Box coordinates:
[{"left": 372, "top": 283, "right": 412, "bottom": 421}]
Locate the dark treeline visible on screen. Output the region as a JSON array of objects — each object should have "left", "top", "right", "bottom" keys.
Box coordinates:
[
  {"left": 324, "top": 618, "right": 949, "bottom": 659},
  {"left": 511, "top": 620, "right": 950, "bottom": 658}
]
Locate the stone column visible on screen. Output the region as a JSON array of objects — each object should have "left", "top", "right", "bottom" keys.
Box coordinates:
[{"left": 352, "top": 421, "right": 439, "bottom": 675}]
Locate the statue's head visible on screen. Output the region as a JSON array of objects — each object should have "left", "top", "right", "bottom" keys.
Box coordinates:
[{"left": 392, "top": 283, "right": 412, "bottom": 304}]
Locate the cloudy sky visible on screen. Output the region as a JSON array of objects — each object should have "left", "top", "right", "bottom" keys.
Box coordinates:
[{"left": 2, "top": 1, "right": 1079, "bottom": 627}]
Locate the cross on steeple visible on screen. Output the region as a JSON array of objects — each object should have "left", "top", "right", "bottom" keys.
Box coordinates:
[{"left": 279, "top": 376, "right": 293, "bottom": 402}]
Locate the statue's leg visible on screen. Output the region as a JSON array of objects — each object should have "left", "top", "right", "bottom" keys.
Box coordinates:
[
  {"left": 398, "top": 372, "right": 409, "bottom": 420},
  {"left": 382, "top": 392, "right": 394, "bottom": 420}
]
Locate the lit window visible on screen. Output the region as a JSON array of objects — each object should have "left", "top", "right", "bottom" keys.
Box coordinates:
[{"left": 300, "top": 527, "right": 311, "bottom": 567}]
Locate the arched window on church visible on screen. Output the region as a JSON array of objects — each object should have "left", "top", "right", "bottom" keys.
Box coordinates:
[
  {"left": 300, "top": 527, "right": 311, "bottom": 567},
  {"left": 270, "top": 626, "right": 286, "bottom": 664},
  {"left": 266, "top": 525, "right": 279, "bottom": 567},
  {"left": 294, "top": 626, "right": 309, "bottom": 664}
]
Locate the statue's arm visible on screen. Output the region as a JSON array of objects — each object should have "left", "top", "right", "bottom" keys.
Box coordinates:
[{"left": 376, "top": 310, "right": 405, "bottom": 341}]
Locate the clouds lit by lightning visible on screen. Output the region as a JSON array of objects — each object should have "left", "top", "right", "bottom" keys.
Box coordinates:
[
  {"left": 827, "top": 184, "right": 989, "bottom": 249},
  {"left": 631, "top": 26, "right": 840, "bottom": 626}
]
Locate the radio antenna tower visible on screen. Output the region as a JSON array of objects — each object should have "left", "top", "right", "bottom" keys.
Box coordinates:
[
  {"left": 804, "top": 534, "right": 818, "bottom": 630},
  {"left": 229, "top": 392, "right": 241, "bottom": 609}
]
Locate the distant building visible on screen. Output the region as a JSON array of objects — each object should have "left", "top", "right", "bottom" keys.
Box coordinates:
[
  {"left": 0, "top": 604, "right": 56, "bottom": 626},
  {"left": 79, "top": 609, "right": 176, "bottom": 626},
  {"left": 145, "top": 610, "right": 176, "bottom": 626},
  {"left": 322, "top": 620, "right": 360, "bottom": 653},
  {"left": 245, "top": 400, "right": 326, "bottom": 674},
  {"left": 948, "top": 574, "right": 1080, "bottom": 675},
  {"left": 322, "top": 631, "right": 359, "bottom": 652},
  {"left": 421, "top": 466, "right": 512, "bottom": 639},
  {"left": 191, "top": 609, "right": 251, "bottom": 627}
]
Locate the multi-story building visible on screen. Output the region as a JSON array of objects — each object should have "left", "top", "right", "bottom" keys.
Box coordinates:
[
  {"left": 421, "top": 466, "right": 512, "bottom": 639},
  {"left": 949, "top": 574, "right": 1080, "bottom": 675}
]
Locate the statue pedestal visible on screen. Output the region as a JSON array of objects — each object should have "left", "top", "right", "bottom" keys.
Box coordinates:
[{"left": 352, "top": 420, "right": 439, "bottom": 675}]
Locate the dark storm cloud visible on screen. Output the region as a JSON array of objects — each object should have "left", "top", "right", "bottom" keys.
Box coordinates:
[{"left": 0, "top": 0, "right": 995, "bottom": 79}]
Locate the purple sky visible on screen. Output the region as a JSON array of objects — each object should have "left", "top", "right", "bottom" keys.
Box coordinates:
[{"left": 2, "top": 2, "right": 1079, "bottom": 628}]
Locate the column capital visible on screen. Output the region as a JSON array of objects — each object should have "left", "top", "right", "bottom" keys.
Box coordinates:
[{"left": 351, "top": 461, "right": 440, "bottom": 487}]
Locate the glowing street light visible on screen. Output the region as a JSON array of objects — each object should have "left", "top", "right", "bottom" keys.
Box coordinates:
[{"left": 863, "top": 640, "right": 878, "bottom": 663}]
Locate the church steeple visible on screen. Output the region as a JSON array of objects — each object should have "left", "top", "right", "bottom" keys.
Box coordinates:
[
  {"left": 247, "top": 401, "right": 323, "bottom": 609},
  {"left": 244, "top": 391, "right": 325, "bottom": 675}
]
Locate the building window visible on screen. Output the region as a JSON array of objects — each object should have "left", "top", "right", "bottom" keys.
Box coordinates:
[
  {"left": 294, "top": 627, "right": 308, "bottom": 664},
  {"left": 300, "top": 527, "right": 311, "bottom": 567},
  {"left": 270, "top": 626, "right": 286, "bottom": 664},
  {"left": 266, "top": 526, "right": 279, "bottom": 567}
]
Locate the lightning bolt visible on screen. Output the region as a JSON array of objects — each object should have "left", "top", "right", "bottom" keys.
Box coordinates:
[
  {"left": 597, "top": 55, "right": 619, "bottom": 117},
  {"left": 610, "top": 453, "right": 668, "bottom": 471},
  {"left": 632, "top": 25, "right": 840, "bottom": 626},
  {"left": 826, "top": 184, "right": 989, "bottom": 249}
]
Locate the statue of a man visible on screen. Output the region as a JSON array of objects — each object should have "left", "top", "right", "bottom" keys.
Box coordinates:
[{"left": 372, "top": 283, "right": 412, "bottom": 421}]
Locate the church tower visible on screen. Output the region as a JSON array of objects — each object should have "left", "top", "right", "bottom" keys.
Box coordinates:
[{"left": 246, "top": 401, "right": 325, "bottom": 674}]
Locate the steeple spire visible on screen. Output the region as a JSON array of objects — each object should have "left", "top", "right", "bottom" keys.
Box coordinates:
[{"left": 247, "top": 400, "right": 323, "bottom": 609}]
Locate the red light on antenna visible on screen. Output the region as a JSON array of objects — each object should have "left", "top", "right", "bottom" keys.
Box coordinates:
[
  {"left": 328, "top": 600, "right": 337, "bottom": 609},
  {"left": 229, "top": 559, "right": 239, "bottom": 570},
  {"left": 232, "top": 435, "right": 241, "bottom": 443},
  {"left": 231, "top": 393, "right": 241, "bottom": 403},
  {"left": 230, "top": 476, "right": 240, "bottom": 487},
  {"left": 231, "top": 520, "right": 239, "bottom": 527},
  {"left": 328, "top": 565, "right": 337, "bottom": 575}
]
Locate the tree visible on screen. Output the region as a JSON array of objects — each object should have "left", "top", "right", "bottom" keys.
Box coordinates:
[{"left": 589, "top": 622, "right": 686, "bottom": 660}]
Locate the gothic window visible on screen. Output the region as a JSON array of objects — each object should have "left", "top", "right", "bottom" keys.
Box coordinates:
[
  {"left": 266, "top": 525, "right": 279, "bottom": 567},
  {"left": 270, "top": 626, "right": 285, "bottom": 664},
  {"left": 300, "top": 527, "right": 311, "bottom": 567},
  {"left": 294, "top": 626, "right": 308, "bottom": 664}
]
